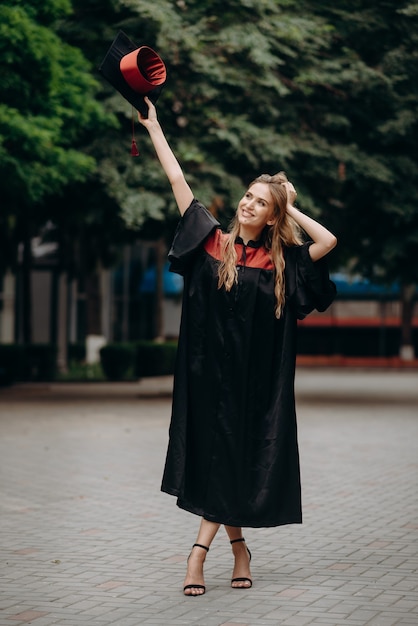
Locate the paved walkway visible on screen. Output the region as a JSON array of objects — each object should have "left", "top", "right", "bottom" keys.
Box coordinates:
[{"left": 0, "top": 369, "right": 417, "bottom": 626}]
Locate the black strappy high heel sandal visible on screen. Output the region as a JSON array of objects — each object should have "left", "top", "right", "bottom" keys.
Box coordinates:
[
  {"left": 230, "top": 537, "right": 252, "bottom": 588},
  {"left": 183, "top": 543, "right": 209, "bottom": 596}
]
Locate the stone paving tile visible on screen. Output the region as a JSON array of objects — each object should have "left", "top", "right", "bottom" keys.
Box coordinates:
[
  {"left": 1, "top": 370, "right": 418, "bottom": 626},
  {"left": 6, "top": 610, "right": 49, "bottom": 622}
]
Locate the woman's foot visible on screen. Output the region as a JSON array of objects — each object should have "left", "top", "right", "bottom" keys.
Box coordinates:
[
  {"left": 230, "top": 537, "right": 252, "bottom": 589},
  {"left": 183, "top": 543, "right": 209, "bottom": 596}
]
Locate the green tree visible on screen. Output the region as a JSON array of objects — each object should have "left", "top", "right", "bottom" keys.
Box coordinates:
[
  {"left": 60, "top": 0, "right": 337, "bottom": 339},
  {"left": 60, "top": 0, "right": 417, "bottom": 354},
  {"left": 306, "top": 0, "right": 418, "bottom": 357},
  {"left": 0, "top": 0, "right": 111, "bottom": 342},
  {"left": 62, "top": 0, "right": 337, "bottom": 228}
]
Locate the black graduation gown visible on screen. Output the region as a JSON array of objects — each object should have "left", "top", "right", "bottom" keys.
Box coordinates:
[{"left": 161, "top": 199, "right": 336, "bottom": 528}]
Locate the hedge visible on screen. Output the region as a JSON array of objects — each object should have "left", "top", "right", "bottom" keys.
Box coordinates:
[
  {"left": 99, "top": 343, "right": 136, "bottom": 381},
  {"left": 0, "top": 344, "right": 26, "bottom": 386},
  {"left": 135, "top": 340, "right": 178, "bottom": 378},
  {"left": 68, "top": 342, "right": 86, "bottom": 363},
  {"left": 24, "top": 344, "right": 58, "bottom": 381},
  {"left": 0, "top": 343, "right": 58, "bottom": 385}
]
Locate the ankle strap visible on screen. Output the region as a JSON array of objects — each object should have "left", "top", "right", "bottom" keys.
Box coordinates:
[
  {"left": 193, "top": 543, "right": 209, "bottom": 552},
  {"left": 230, "top": 537, "right": 245, "bottom": 545}
]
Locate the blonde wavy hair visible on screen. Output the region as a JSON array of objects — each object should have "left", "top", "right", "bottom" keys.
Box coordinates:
[{"left": 218, "top": 172, "right": 303, "bottom": 318}]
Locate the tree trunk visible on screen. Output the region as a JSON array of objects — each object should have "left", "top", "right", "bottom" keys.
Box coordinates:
[
  {"left": 399, "top": 283, "right": 416, "bottom": 360},
  {"left": 56, "top": 272, "right": 68, "bottom": 373},
  {"left": 21, "top": 225, "right": 32, "bottom": 345},
  {"left": 85, "top": 264, "right": 106, "bottom": 364},
  {"left": 121, "top": 245, "right": 130, "bottom": 342},
  {"left": 86, "top": 267, "right": 102, "bottom": 336}
]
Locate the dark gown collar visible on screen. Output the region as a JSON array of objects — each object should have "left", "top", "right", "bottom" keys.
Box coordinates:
[{"left": 235, "top": 229, "right": 267, "bottom": 249}]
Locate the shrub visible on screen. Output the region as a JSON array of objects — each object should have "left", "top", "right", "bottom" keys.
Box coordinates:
[
  {"left": 57, "top": 361, "right": 105, "bottom": 382},
  {"left": 100, "top": 343, "right": 136, "bottom": 381},
  {"left": 0, "top": 344, "right": 26, "bottom": 386},
  {"left": 135, "top": 340, "right": 178, "bottom": 377},
  {"left": 24, "top": 344, "right": 58, "bottom": 381},
  {"left": 68, "top": 342, "right": 86, "bottom": 363}
]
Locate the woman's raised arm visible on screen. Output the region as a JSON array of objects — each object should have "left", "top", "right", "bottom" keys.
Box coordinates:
[
  {"left": 282, "top": 182, "right": 337, "bottom": 261},
  {"left": 138, "top": 97, "right": 193, "bottom": 215}
]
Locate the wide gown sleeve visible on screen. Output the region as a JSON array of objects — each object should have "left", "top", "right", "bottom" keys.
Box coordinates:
[
  {"left": 286, "top": 242, "right": 337, "bottom": 320},
  {"left": 168, "top": 199, "right": 220, "bottom": 275}
]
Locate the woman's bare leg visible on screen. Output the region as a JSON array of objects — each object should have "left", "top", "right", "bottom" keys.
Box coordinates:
[
  {"left": 224, "top": 525, "right": 252, "bottom": 588},
  {"left": 183, "top": 518, "right": 220, "bottom": 596}
]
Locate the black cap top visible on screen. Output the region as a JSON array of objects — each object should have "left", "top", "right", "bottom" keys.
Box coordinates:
[{"left": 99, "top": 31, "right": 166, "bottom": 117}]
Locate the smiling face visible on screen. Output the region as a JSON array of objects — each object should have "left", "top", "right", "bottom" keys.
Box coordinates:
[{"left": 237, "top": 182, "right": 276, "bottom": 239}]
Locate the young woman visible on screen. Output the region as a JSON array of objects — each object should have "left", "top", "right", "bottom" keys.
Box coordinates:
[{"left": 138, "top": 97, "right": 337, "bottom": 596}]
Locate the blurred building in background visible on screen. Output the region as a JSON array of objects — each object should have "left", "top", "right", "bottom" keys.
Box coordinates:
[{"left": 0, "top": 245, "right": 417, "bottom": 361}]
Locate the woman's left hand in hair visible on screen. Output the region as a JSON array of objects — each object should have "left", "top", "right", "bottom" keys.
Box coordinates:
[
  {"left": 282, "top": 181, "right": 297, "bottom": 206},
  {"left": 286, "top": 201, "right": 337, "bottom": 261}
]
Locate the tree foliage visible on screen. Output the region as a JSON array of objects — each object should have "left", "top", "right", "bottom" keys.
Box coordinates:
[
  {"left": 1, "top": 0, "right": 417, "bottom": 348},
  {"left": 300, "top": 0, "right": 418, "bottom": 288},
  {"left": 62, "top": 0, "right": 344, "bottom": 234},
  {"left": 68, "top": 0, "right": 417, "bottom": 285},
  {"left": 0, "top": 0, "right": 112, "bottom": 271}
]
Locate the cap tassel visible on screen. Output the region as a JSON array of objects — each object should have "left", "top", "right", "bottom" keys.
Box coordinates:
[
  {"left": 131, "top": 107, "right": 139, "bottom": 157},
  {"left": 131, "top": 138, "right": 140, "bottom": 157}
]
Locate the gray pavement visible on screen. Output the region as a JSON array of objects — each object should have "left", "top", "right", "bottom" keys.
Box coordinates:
[{"left": 0, "top": 369, "right": 417, "bottom": 626}]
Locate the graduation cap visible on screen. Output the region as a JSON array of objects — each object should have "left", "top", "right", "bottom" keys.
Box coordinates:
[{"left": 99, "top": 31, "right": 167, "bottom": 155}]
